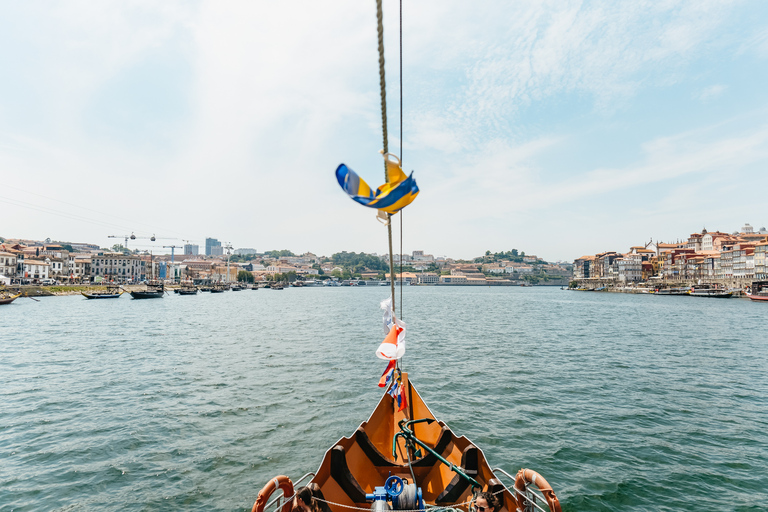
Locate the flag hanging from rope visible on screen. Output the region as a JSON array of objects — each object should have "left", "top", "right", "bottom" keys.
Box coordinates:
[
  {"left": 378, "top": 359, "right": 396, "bottom": 387},
  {"left": 376, "top": 296, "right": 406, "bottom": 360},
  {"left": 386, "top": 369, "right": 408, "bottom": 412},
  {"left": 335, "top": 153, "right": 419, "bottom": 214}
]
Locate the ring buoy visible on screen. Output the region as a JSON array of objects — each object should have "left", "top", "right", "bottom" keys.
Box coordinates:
[
  {"left": 513, "top": 469, "right": 561, "bottom": 512},
  {"left": 252, "top": 475, "right": 295, "bottom": 512}
]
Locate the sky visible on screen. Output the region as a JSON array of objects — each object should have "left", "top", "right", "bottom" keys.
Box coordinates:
[{"left": 1, "top": 1, "right": 767, "bottom": 262}]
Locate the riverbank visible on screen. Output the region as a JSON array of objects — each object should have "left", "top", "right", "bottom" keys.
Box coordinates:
[
  {"left": 569, "top": 285, "right": 749, "bottom": 298},
  {"left": 10, "top": 284, "right": 154, "bottom": 297}
]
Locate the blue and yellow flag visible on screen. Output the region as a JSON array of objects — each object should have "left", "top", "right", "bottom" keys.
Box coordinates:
[{"left": 335, "top": 153, "right": 419, "bottom": 214}]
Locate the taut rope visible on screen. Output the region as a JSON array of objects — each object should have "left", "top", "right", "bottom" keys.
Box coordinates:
[{"left": 376, "top": 0, "right": 397, "bottom": 314}]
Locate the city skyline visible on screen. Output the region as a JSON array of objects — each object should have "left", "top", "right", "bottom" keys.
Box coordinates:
[{"left": 2, "top": 2, "right": 767, "bottom": 261}]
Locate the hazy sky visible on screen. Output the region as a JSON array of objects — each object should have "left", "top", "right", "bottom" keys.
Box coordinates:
[{"left": 2, "top": 1, "right": 767, "bottom": 261}]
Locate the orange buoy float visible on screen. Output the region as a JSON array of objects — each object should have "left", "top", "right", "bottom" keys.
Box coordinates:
[
  {"left": 513, "top": 469, "right": 561, "bottom": 512},
  {"left": 252, "top": 475, "right": 295, "bottom": 512}
]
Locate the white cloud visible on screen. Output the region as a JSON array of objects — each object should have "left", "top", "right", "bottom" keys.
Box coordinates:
[
  {"left": 697, "top": 84, "right": 727, "bottom": 101},
  {"left": 1, "top": 1, "right": 767, "bottom": 261}
]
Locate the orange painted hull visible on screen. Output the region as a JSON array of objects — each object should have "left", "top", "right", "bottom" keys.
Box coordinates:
[{"left": 254, "top": 373, "right": 561, "bottom": 512}]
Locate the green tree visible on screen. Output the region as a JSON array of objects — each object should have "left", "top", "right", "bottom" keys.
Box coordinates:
[
  {"left": 264, "top": 249, "right": 295, "bottom": 258},
  {"left": 61, "top": 244, "right": 75, "bottom": 252},
  {"left": 237, "top": 270, "right": 254, "bottom": 283},
  {"left": 331, "top": 251, "right": 388, "bottom": 271}
]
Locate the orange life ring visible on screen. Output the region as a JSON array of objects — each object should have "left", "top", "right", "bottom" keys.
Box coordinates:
[
  {"left": 252, "top": 475, "right": 295, "bottom": 512},
  {"left": 513, "top": 469, "right": 561, "bottom": 512}
]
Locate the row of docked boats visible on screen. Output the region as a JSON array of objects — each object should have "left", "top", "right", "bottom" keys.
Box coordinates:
[
  {"left": 571, "top": 281, "right": 768, "bottom": 301},
  {"left": 78, "top": 281, "right": 263, "bottom": 299},
  {"left": 656, "top": 284, "right": 735, "bottom": 298}
]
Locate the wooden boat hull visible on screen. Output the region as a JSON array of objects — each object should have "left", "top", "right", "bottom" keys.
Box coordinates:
[
  {"left": 178, "top": 289, "right": 198, "bottom": 295},
  {"left": 81, "top": 292, "right": 122, "bottom": 299},
  {"left": 130, "top": 290, "right": 164, "bottom": 299},
  {"left": 253, "top": 373, "right": 561, "bottom": 512},
  {"left": 0, "top": 293, "right": 21, "bottom": 305}
]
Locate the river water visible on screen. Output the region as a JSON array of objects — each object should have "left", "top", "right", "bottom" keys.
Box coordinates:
[{"left": 1, "top": 287, "right": 766, "bottom": 511}]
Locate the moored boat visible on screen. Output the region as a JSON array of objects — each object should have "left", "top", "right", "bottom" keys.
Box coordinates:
[
  {"left": 654, "top": 287, "right": 689, "bottom": 295},
  {"left": 130, "top": 281, "right": 165, "bottom": 299},
  {"left": 0, "top": 291, "right": 22, "bottom": 305},
  {"left": 82, "top": 284, "right": 124, "bottom": 299},
  {"left": 210, "top": 282, "right": 229, "bottom": 293},
  {"left": 747, "top": 280, "right": 768, "bottom": 302},
  {"left": 688, "top": 284, "right": 733, "bottom": 298},
  {"left": 178, "top": 282, "right": 198, "bottom": 295},
  {"left": 251, "top": 373, "right": 561, "bottom": 512}
]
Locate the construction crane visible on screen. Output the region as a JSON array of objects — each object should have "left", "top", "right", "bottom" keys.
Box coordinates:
[
  {"left": 163, "top": 245, "right": 182, "bottom": 283},
  {"left": 108, "top": 232, "right": 137, "bottom": 248},
  {"left": 163, "top": 245, "right": 181, "bottom": 263}
]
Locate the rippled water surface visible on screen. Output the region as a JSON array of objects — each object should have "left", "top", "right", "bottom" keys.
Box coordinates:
[{"left": 1, "top": 287, "right": 766, "bottom": 511}]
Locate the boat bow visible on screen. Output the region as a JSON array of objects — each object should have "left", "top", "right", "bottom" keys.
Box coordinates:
[{"left": 254, "top": 373, "right": 561, "bottom": 512}]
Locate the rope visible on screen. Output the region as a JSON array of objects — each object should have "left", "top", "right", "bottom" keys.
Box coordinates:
[
  {"left": 376, "top": 0, "right": 397, "bottom": 315},
  {"left": 399, "top": 0, "right": 404, "bottom": 320},
  {"left": 311, "top": 497, "right": 470, "bottom": 512}
]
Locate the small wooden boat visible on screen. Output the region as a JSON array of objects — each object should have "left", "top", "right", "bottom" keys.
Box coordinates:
[
  {"left": 130, "top": 281, "right": 165, "bottom": 299},
  {"left": 178, "top": 283, "right": 198, "bottom": 295},
  {"left": 210, "top": 282, "right": 228, "bottom": 293},
  {"left": 0, "top": 291, "right": 22, "bottom": 305},
  {"left": 251, "top": 373, "right": 561, "bottom": 512},
  {"left": 82, "top": 284, "right": 124, "bottom": 299}
]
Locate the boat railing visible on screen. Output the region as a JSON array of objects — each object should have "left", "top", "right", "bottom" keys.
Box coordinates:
[
  {"left": 264, "top": 472, "right": 316, "bottom": 512},
  {"left": 491, "top": 467, "right": 551, "bottom": 512}
]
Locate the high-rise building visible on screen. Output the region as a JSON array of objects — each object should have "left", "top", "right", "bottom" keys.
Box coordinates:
[
  {"left": 184, "top": 244, "right": 199, "bottom": 256},
  {"left": 205, "top": 238, "right": 222, "bottom": 256},
  {"left": 234, "top": 248, "right": 258, "bottom": 255}
]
